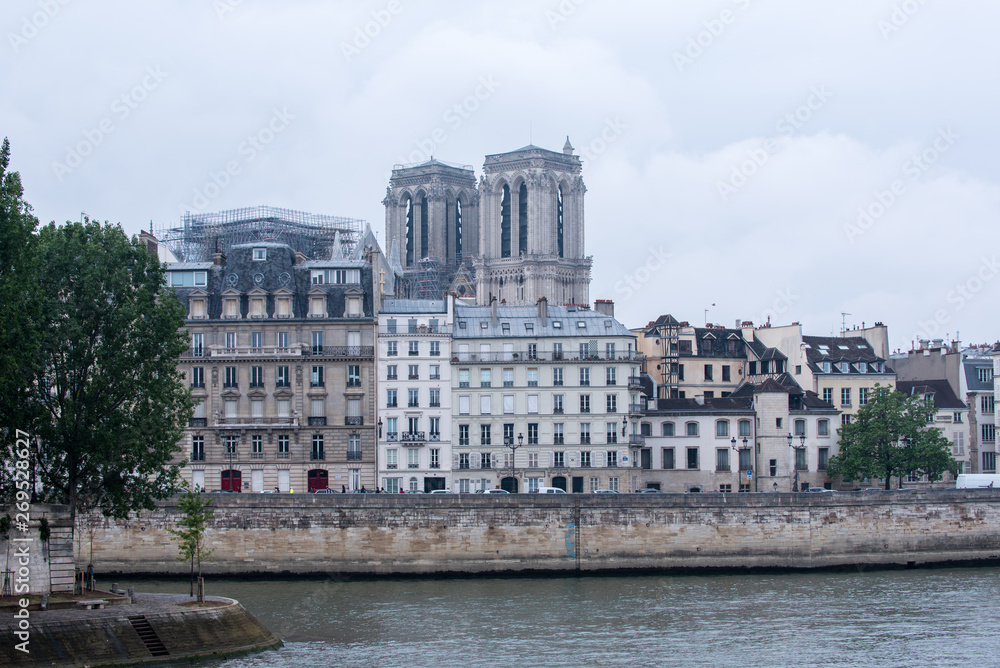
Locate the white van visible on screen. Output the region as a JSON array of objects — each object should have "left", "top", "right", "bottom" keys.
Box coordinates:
[
  {"left": 535, "top": 486, "right": 567, "bottom": 494},
  {"left": 955, "top": 474, "right": 1000, "bottom": 489}
]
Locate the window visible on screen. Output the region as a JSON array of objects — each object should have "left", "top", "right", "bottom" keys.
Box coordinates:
[
  {"left": 722, "top": 366, "right": 731, "bottom": 382},
  {"left": 662, "top": 448, "right": 675, "bottom": 469},
  {"left": 984, "top": 451, "right": 997, "bottom": 472},
  {"left": 704, "top": 364, "right": 714, "bottom": 382},
  {"left": 458, "top": 425, "right": 470, "bottom": 446},
  {"left": 429, "top": 365, "right": 440, "bottom": 380},
  {"left": 579, "top": 367, "right": 591, "bottom": 386},
  {"left": 686, "top": 422, "right": 698, "bottom": 437},
  {"left": 387, "top": 341, "right": 397, "bottom": 356},
  {"left": 776, "top": 417, "right": 783, "bottom": 429},
  {"left": 426, "top": 340, "right": 439, "bottom": 357},
  {"left": 527, "top": 423, "right": 539, "bottom": 445},
  {"left": 606, "top": 367, "right": 617, "bottom": 385},
  {"left": 311, "top": 366, "right": 324, "bottom": 387},
  {"left": 842, "top": 414, "right": 852, "bottom": 426},
  {"left": 502, "top": 424, "right": 514, "bottom": 446},
  {"left": 607, "top": 450, "right": 618, "bottom": 467},
  {"left": 168, "top": 271, "right": 208, "bottom": 287},
  {"left": 481, "top": 452, "right": 492, "bottom": 469},
  {"left": 553, "top": 451, "right": 565, "bottom": 467},
  {"left": 579, "top": 451, "right": 591, "bottom": 468},
  {"left": 662, "top": 422, "right": 675, "bottom": 437},
  {"left": 841, "top": 388, "right": 851, "bottom": 407},
  {"left": 553, "top": 394, "right": 564, "bottom": 414},
  {"left": 251, "top": 399, "right": 264, "bottom": 418},
  {"left": 580, "top": 395, "right": 591, "bottom": 413},
  {"left": 502, "top": 395, "right": 514, "bottom": 415},
  {"left": 739, "top": 448, "right": 751, "bottom": 470},
  {"left": 769, "top": 459, "right": 777, "bottom": 477},
  {"left": 403, "top": 364, "right": 417, "bottom": 380},
  {"left": 818, "top": 447, "right": 829, "bottom": 471},
  {"left": 822, "top": 388, "right": 833, "bottom": 404},
  {"left": 579, "top": 342, "right": 590, "bottom": 358},
  {"left": 191, "top": 333, "right": 204, "bottom": 357},
  {"left": 503, "top": 368, "right": 514, "bottom": 387},
  {"left": 408, "top": 448, "right": 419, "bottom": 469},
  {"left": 527, "top": 343, "right": 537, "bottom": 359},
  {"left": 481, "top": 424, "right": 492, "bottom": 445},
  {"left": 859, "top": 387, "right": 870, "bottom": 406},
  {"left": 386, "top": 448, "right": 398, "bottom": 470},
  {"left": 687, "top": 447, "right": 699, "bottom": 469},
  {"left": 459, "top": 453, "right": 470, "bottom": 470},
  {"left": 982, "top": 395, "right": 995, "bottom": 414},
  {"left": 386, "top": 365, "right": 398, "bottom": 381},
  {"left": 408, "top": 341, "right": 419, "bottom": 356},
  {"left": 795, "top": 447, "right": 807, "bottom": 471},
  {"left": 606, "top": 394, "right": 617, "bottom": 413},
  {"left": 979, "top": 367, "right": 994, "bottom": 383},
  {"left": 553, "top": 343, "right": 563, "bottom": 360},
  {"left": 251, "top": 435, "right": 263, "bottom": 457},
  {"left": 528, "top": 452, "right": 540, "bottom": 468},
  {"left": 386, "top": 389, "right": 397, "bottom": 408},
  {"left": 408, "top": 389, "right": 419, "bottom": 407},
  {"left": 738, "top": 420, "right": 751, "bottom": 437},
  {"left": 311, "top": 434, "right": 324, "bottom": 460},
  {"left": 554, "top": 423, "right": 565, "bottom": 445},
  {"left": 278, "top": 434, "right": 289, "bottom": 457},
  {"left": 553, "top": 368, "right": 564, "bottom": 386},
  {"left": 983, "top": 424, "right": 996, "bottom": 442},
  {"left": 250, "top": 366, "right": 263, "bottom": 387},
  {"left": 277, "top": 400, "right": 290, "bottom": 418},
  {"left": 954, "top": 412, "right": 963, "bottom": 423},
  {"left": 818, "top": 419, "right": 830, "bottom": 436},
  {"left": 794, "top": 419, "right": 806, "bottom": 437},
  {"left": 678, "top": 364, "right": 684, "bottom": 381},
  {"left": 274, "top": 365, "right": 289, "bottom": 388},
  {"left": 527, "top": 368, "right": 538, "bottom": 386},
  {"left": 480, "top": 395, "right": 492, "bottom": 414},
  {"left": 223, "top": 434, "right": 238, "bottom": 455},
  {"left": 716, "top": 420, "right": 729, "bottom": 437},
  {"left": 429, "top": 388, "right": 441, "bottom": 408},
  {"left": 459, "top": 369, "right": 470, "bottom": 387},
  {"left": 224, "top": 366, "right": 237, "bottom": 388},
  {"left": 480, "top": 369, "right": 492, "bottom": 387},
  {"left": 606, "top": 422, "right": 618, "bottom": 444},
  {"left": 430, "top": 448, "right": 440, "bottom": 469},
  {"left": 580, "top": 424, "right": 591, "bottom": 445},
  {"left": 716, "top": 449, "right": 730, "bottom": 472},
  {"left": 191, "top": 436, "right": 204, "bottom": 462},
  {"left": 191, "top": 366, "right": 205, "bottom": 389}
]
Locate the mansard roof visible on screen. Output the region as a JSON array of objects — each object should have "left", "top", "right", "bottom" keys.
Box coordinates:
[
  {"left": 745, "top": 336, "right": 787, "bottom": 361},
  {"left": 693, "top": 328, "right": 747, "bottom": 358},
  {"left": 895, "top": 379, "right": 967, "bottom": 410},
  {"left": 453, "top": 304, "right": 633, "bottom": 339}
]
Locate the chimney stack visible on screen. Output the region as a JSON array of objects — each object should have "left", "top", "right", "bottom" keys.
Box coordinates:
[
  {"left": 594, "top": 299, "right": 614, "bottom": 318},
  {"left": 212, "top": 250, "right": 225, "bottom": 266},
  {"left": 537, "top": 297, "right": 548, "bottom": 325}
]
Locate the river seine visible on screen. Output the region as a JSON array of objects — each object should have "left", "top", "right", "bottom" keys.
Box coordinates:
[{"left": 131, "top": 567, "right": 1000, "bottom": 667}]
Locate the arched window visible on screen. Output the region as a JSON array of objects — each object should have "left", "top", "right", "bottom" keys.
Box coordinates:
[
  {"left": 419, "top": 196, "right": 429, "bottom": 259},
  {"left": 556, "top": 185, "right": 565, "bottom": 258},
  {"left": 409, "top": 476, "right": 419, "bottom": 493},
  {"left": 794, "top": 419, "right": 806, "bottom": 436},
  {"left": 662, "top": 422, "right": 675, "bottom": 437},
  {"left": 500, "top": 185, "right": 511, "bottom": 258},
  {"left": 818, "top": 419, "right": 830, "bottom": 436},
  {"left": 455, "top": 198, "right": 463, "bottom": 258},
  {"left": 716, "top": 420, "right": 729, "bottom": 437},
  {"left": 404, "top": 196, "right": 414, "bottom": 266},
  {"left": 686, "top": 422, "right": 699, "bottom": 437},
  {"left": 738, "top": 419, "right": 751, "bottom": 437},
  {"left": 518, "top": 182, "right": 528, "bottom": 255}
]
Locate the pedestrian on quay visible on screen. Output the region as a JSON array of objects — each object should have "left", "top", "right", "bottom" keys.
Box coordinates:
[{"left": 342, "top": 485, "right": 346, "bottom": 493}]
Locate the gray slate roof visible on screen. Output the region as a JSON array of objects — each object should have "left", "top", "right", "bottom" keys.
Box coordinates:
[{"left": 453, "top": 304, "right": 634, "bottom": 339}]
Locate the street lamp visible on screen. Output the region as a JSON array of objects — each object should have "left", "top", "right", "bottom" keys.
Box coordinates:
[
  {"left": 787, "top": 433, "right": 805, "bottom": 491},
  {"left": 622, "top": 415, "right": 628, "bottom": 438},
  {"left": 731, "top": 436, "right": 750, "bottom": 491},
  {"left": 504, "top": 433, "right": 523, "bottom": 492},
  {"left": 377, "top": 417, "right": 383, "bottom": 439},
  {"left": 228, "top": 433, "right": 240, "bottom": 492}
]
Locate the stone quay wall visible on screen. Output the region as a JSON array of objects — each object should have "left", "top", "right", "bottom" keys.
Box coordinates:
[{"left": 80, "top": 490, "right": 1000, "bottom": 575}]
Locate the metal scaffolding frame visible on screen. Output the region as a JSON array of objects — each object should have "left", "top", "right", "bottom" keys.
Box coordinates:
[{"left": 156, "top": 206, "right": 365, "bottom": 262}]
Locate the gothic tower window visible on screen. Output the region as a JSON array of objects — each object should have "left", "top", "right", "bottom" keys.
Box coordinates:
[
  {"left": 419, "top": 196, "right": 429, "bottom": 259},
  {"left": 500, "top": 184, "right": 511, "bottom": 258},
  {"left": 557, "top": 185, "right": 565, "bottom": 258},
  {"left": 404, "top": 196, "right": 414, "bottom": 266},
  {"left": 455, "top": 198, "right": 463, "bottom": 259},
  {"left": 518, "top": 182, "right": 528, "bottom": 256}
]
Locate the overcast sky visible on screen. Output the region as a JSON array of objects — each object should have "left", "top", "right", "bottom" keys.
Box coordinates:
[{"left": 3, "top": 0, "right": 998, "bottom": 353}]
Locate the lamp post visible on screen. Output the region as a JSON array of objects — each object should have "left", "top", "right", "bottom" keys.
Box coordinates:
[
  {"left": 377, "top": 417, "right": 383, "bottom": 440},
  {"left": 228, "top": 433, "right": 239, "bottom": 492},
  {"left": 787, "top": 433, "right": 805, "bottom": 491},
  {"left": 731, "top": 436, "right": 749, "bottom": 491},
  {"left": 504, "top": 433, "right": 523, "bottom": 492}
]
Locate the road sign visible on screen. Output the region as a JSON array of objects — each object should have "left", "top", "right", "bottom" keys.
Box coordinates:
[{"left": 747, "top": 469, "right": 753, "bottom": 480}]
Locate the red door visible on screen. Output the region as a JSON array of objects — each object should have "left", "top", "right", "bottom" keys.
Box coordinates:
[
  {"left": 308, "top": 469, "right": 328, "bottom": 492},
  {"left": 221, "top": 469, "right": 241, "bottom": 492}
]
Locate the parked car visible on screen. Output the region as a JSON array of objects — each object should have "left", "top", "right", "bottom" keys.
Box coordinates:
[
  {"left": 536, "top": 487, "right": 567, "bottom": 494},
  {"left": 313, "top": 488, "right": 335, "bottom": 494},
  {"left": 803, "top": 487, "right": 834, "bottom": 493},
  {"left": 637, "top": 488, "right": 662, "bottom": 493},
  {"left": 592, "top": 489, "right": 617, "bottom": 494},
  {"left": 429, "top": 489, "right": 452, "bottom": 494},
  {"left": 480, "top": 488, "right": 510, "bottom": 494}
]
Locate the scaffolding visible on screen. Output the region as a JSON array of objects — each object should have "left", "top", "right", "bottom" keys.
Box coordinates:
[
  {"left": 394, "top": 256, "right": 474, "bottom": 300},
  {"left": 156, "top": 206, "right": 365, "bottom": 262}
]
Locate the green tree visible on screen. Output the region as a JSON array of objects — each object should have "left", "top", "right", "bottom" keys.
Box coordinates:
[
  {"left": 168, "top": 489, "right": 215, "bottom": 598},
  {"left": 25, "top": 219, "right": 194, "bottom": 522},
  {"left": 827, "top": 384, "right": 956, "bottom": 489},
  {"left": 0, "top": 139, "right": 40, "bottom": 490}
]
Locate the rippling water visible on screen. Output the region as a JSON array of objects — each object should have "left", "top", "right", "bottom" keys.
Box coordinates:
[{"left": 129, "top": 568, "right": 1000, "bottom": 667}]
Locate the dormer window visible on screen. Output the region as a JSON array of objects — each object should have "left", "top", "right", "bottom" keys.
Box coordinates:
[
  {"left": 309, "top": 296, "right": 327, "bottom": 318},
  {"left": 222, "top": 297, "right": 239, "bottom": 319},
  {"left": 840, "top": 362, "right": 850, "bottom": 373},
  {"left": 252, "top": 248, "right": 266, "bottom": 261},
  {"left": 552, "top": 321, "right": 562, "bottom": 329},
  {"left": 822, "top": 361, "right": 831, "bottom": 373},
  {"left": 346, "top": 296, "right": 361, "bottom": 317},
  {"left": 188, "top": 297, "right": 207, "bottom": 320},
  {"left": 275, "top": 296, "right": 292, "bottom": 318}
]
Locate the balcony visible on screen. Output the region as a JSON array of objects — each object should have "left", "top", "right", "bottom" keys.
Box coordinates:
[
  {"left": 308, "top": 417, "right": 327, "bottom": 426},
  {"left": 277, "top": 452, "right": 290, "bottom": 459},
  {"left": 401, "top": 431, "right": 426, "bottom": 442},
  {"left": 345, "top": 416, "right": 364, "bottom": 426},
  {"left": 386, "top": 433, "right": 399, "bottom": 442},
  {"left": 429, "top": 433, "right": 441, "bottom": 441},
  {"left": 209, "top": 346, "right": 304, "bottom": 358},
  {"left": 450, "top": 350, "right": 645, "bottom": 364},
  {"left": 214, "top": 416, "right": 299, "bottom": 428},
  {"left": 553, "top": 407, "right": 564, "bottom": 414},
  {"left": 629, "top": 404, "right": 646, "bottom": 415},
  {"left": 628, "top": 376, "right": 643, "bottom": 390},
  {"left": 305, "top": 346, "right": 375, "bottom": 359},
  {"left": 310, "top": 452, "right": 325, "bottom": 461},
  {"left": 189, "top": 418, "right": 208, "bottom": 427},
  {"left": 250, "top": 452, "right": 264, "bottom": 460},
  {"left": 629, "top": 434, "right": 646, "bottom": 446},
  {"left": 347, "top": 450, "right": 363, "bottom": 461},
  {"left": 553, "top": 436, "right": 565, "bottom": 445}
]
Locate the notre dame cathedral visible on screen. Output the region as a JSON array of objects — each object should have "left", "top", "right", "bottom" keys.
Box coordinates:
[{"left": 382, "top": 140, "right": 592, "bottom": 306}]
